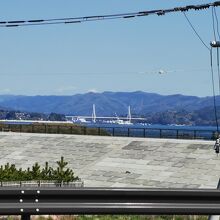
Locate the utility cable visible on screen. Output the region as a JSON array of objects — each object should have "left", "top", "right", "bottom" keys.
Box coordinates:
[
  {"left": 211, "top": 6, "right": 220, "bottom": 95},
  {"left": 210, "top": 48, "right": 219, "bottom": 132},
  {"left": 211, "top": 6, "right": 220, "bottom": 133},
  {"left": 184, "top": 6, "right": 220, "bottom": 133},
  {"left": 214, "top": 7, "right": 220, "bottom": 40},
  {"left": 212, "top": 7, "right": 217, "bottom": 41},
  {"left": 217, "top": 47, "right": 220, "bottom": 95},
  {"left": 3, "top": 15, "right": 127, "bottom": 28},
  {"left": 215, "top": 7, "right": 220, "bottom": 104},
  {"left": 183, "top": 12, "right": 210, "bottom": 51},
  {"left": 210, "top": 6, "right": 220, "bottom": 135},
  {"left": 216, "top": 43, "right": 220, "bottom": 136},
  {"left": 0, "top": 1, "right": 219, "bottom": 28}
]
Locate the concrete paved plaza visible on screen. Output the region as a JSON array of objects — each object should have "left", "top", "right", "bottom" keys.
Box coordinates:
[{"left": 0, "top": 132, "right": 219, "bottom": 188}]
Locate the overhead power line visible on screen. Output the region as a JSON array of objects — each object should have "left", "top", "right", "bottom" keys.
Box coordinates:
[
  {"left": 210, "top": 48, "right": 219, "bottom": 132},
  {"left": 181, "top": 4, "right": 220, "bottom": 134},
  {"left": 210, "top": 6, "right": 220, "bottom": 133},
  {"left": 183, "top": 11, "right": 211, "bottom": 51},
  {"left": 0, "top": 1, "right": 220, "bottom": 28},
  {"left": 214, "top": 7, "right": 220, "bottom": 40}
]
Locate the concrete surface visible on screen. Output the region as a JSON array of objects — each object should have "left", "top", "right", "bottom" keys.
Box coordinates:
[{"left": 0, "top": 132, "right": 219, "bottom": 188}]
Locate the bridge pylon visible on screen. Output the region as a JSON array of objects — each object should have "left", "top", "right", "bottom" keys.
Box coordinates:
[
  {"left": 92, "top": 104, "right": 96, "bottom": 123},
  {"left": 127, "top": 105, "right": 132, "bottom": 123}
]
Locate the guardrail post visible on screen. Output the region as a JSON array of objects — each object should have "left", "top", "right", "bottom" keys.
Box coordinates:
[
  {"left": 143, "top": 128, "right": 146, "bottom": 138},
  {"left": 176, "top": 130, "right": 179, "bottom": 139},
  {"left": 209, "top": 178, "right": 220, "bottom": 220},
  {"left": 98, "top": 127, "right": 101, "bottom": 135},
  {"left": 21, "top": 214, "right": 31, "bottom": 220},
  {"left": 112, "top": 127, "right": 115, "bottom": 136}
]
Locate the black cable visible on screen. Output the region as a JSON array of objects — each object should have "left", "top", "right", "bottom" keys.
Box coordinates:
[
  {"left": 210, "top": 48, "right": 219, "bottom": 132},
  {"left": 183, "top": 12, "right": 210, "bottom": 51},
  {"left": 4, "top": 15, "right": 127, "bottom": 28},
  {"left": 214, "top": 7, "right": 220, "bottom": 40},
  {"left": 0, "top": 1, "right": 219, "bottom": 28},
  {"left": 2, "top": 15, "right": 138, "bottom": 28},
  {"left": 184, "top": 8, "right": 219, "bottom": 133},
  {"left": 212, "top": 7, "right": 217, "bottom": 41},
  {"left": 216, "top": 46, "right": 220, "bottom": 96},
  {"left": 211, "top": 6, "right": 220, "bottom": 132},
  {"left": 211, "top": 6, "right": 220, "bottom": 96}
]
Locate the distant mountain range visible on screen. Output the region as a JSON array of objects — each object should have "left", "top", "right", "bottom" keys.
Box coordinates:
[
  {"left": 0, "top": 91, "right": 220, "bottom": 125},
  {"left": 0, "top": 91, "right": 219, "bottom": 116}
]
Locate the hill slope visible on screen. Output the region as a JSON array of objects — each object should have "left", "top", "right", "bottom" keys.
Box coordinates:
[{"left": 0, "top": 91, "right": 219, "bottom": 116}]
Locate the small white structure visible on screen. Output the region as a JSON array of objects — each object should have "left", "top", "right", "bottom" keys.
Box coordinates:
[
  {"left": 92, "top": 104, "right": 96, "bottom": 123},
  {"left": 127, "top": 105, "right": 132, "bottom": 123}
]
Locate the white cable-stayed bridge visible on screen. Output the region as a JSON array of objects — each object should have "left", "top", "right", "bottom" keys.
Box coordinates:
[{"left": 66, "top": 104, "right": 147, "bottom": 122}]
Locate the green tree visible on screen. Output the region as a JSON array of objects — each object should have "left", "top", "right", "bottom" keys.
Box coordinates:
[
  {"left": 31, "top": 162, "right": 41, "bottom": 180},
  {"left": 41, "top": 161, "right": 53, "bottom": 180},
  {"left": 5, "top": 111, "right": 16, "bottom": 120},
  {"left": 48, "top": 113, "right": 66, "bottom": 121},
  {"left": 52, "top": 156, "right": 78, "bottom": 182}
]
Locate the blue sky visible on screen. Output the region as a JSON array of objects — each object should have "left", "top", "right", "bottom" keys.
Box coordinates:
[{"left": 0, "top": 1, "right": 218, "bottom": 97}]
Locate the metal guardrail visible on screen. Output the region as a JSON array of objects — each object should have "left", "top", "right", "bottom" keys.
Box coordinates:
[
  {"left": 1, "top": 187, "right": 220, "bottom": 218},
  {"left": 0, "top": 123, "right": 217, "bottom": 140},
  {"left": 100, "top": 126, "right": 217, "bottom": 140}
]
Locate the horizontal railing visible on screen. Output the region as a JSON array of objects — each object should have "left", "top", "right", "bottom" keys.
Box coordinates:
[
  {"left": 0, "top": 123, "right": 217, "bottom": 140},
  {"left": 97, "top": 126, "right": 217, "bottom": 140},
  {"left": 1, "top": 187, "right": 220, "bottom": 217}
]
